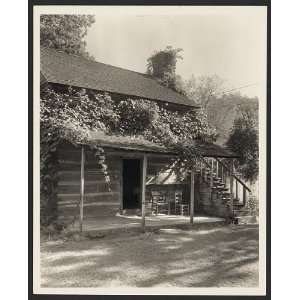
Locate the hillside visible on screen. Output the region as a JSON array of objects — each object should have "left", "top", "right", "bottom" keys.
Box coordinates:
[{"left": 207, "top": 93, "right": 259, "bottom": 145}]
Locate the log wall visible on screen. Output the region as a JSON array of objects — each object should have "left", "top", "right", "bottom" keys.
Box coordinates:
[
  {"left": 55, "top": 143, "right": 230, "bottom": 223},
  {"left": 56, "top": 143, "right": 121, "bottom": 222}
]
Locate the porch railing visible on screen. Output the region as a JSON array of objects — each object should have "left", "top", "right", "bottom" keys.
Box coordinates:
[{"left": 199, "top": 156, "right": 251, "bottom": 210}]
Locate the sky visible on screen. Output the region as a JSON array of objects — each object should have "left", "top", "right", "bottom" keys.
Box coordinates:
[{"left": 85, "top": 6, "right": 267, "bottom": 101}]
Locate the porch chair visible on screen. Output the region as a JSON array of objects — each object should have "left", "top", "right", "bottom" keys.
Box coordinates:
[
  {"left": 174, "top": 190, "right": 189, "bottom": 216},
  {"left": 150, "top": 190, "right": 170, "bottom": 215}
]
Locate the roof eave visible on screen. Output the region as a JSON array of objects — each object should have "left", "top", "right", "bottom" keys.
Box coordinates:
[{"left": 43, "top": 78, "right": 200, "bottom": 109}]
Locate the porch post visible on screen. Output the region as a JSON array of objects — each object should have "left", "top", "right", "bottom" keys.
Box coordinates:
[
  {"left": 141, "top": 154, "right": 148, "bottom": 231},
  {"left": 190, "top": 170, "right": 195, "bottom": 224},
  {"left": 210, "top": 159, "right": 214, "bottom": 188},
  {"left": 243, "top": 186, "right": 247, "bottom": 206},
  {"left": 210, "top": 158, "right": 214, "bottom": 201},
  {"left": 79, "top": 145, "right": 85, "bottom": 233},
  {"left": 200, "top": 161, "right": 202, "bottom": 178},
  {"left": 229, "top": 159, "right": 234, "bottom": 217}
]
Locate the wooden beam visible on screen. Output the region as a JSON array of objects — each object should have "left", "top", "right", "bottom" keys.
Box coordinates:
[
  {"left": 221, "top": 165, "right": 224, "bottom": 183},
  {"left": 79, "top": 146, "right": 85, "bottom": 233},
  {"left": 243, "top": 186, "right": 247, "bottom": 206},
  {"left": 210, "top": 159, "right": 214, "bottom": 202},
  {"left": 230, "top": 160, "right": 234, "bottom": 216},
  {"left": 210, "top": 159, "right": 214, "bottom": 188},
  {"left": 216, "top": 158, "right": 251, "bottom": 193},
  {"left": 104, "top": 150, "right": 178, "bottom": 159},
  {"left": 200, "top": 161, "right": 203, "bottom": 177},
  {"left": 235, "top": 178, "right": 239, "bottom": 200},
  {"left": 141, "top": 154, "right": 148, "bottom": 231},
  {"left": 190, "top": 170, "right": 195, "bottom": 225},
  {"left": 119, "top": 160, "right": 123, "bottom": 214}
]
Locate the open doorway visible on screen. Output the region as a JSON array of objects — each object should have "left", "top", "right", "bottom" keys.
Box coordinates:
[{"left": 122, "top": 159, "right": 141, "bottom": 209}]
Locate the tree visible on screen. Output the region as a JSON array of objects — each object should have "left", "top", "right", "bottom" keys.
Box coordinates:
[
  {"left": 206, "top": 92, "right": 259, "bottom": 145},
  {"left": 183, "top": 74, "right": 225, "bottom": 108},
  {"left": 146, "top": 46, "right": 185, "bottom": 94},
  {"left": 40, "top": 14, "right": 95, "bottom": 59},
  {"left": 226, "top": 104, "right": 259, "bottom": 183}
]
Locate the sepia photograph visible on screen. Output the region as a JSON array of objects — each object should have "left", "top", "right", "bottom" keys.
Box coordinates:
[{"left": 32, "top": 3, "right": 268, "bottom": 296}]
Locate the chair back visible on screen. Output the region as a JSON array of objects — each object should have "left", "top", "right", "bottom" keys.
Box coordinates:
[
  {"left": 151, "top": 190, "right": 167, "bottom": 204},
  {"left": 174, "top": 190, "right": 183, "bottom": 204}
]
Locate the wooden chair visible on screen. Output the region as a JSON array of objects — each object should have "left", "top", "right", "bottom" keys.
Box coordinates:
[
  {"left": 174, "top": 190, "right": 189, "bottom": 216},
  {"left": 150, "top": 190, "right": 170, "bottom": 215}
]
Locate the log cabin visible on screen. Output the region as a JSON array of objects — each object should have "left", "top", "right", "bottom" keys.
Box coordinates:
[{"left": 40, "top": 47, "right": 252, "bottom": 231}]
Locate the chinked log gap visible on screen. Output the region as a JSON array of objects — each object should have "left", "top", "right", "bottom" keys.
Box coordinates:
[{"left": 79, "top": 145, "right": 85, "bottom": 233}]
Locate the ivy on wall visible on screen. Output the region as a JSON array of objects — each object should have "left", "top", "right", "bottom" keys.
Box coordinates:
[{"left": 40, "top": 85, "right": 217, "bottom": 226}]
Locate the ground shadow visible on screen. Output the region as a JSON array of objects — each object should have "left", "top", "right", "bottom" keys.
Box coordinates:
[{"left": 41, "top": 224, "right": 259, "bottom": 288}]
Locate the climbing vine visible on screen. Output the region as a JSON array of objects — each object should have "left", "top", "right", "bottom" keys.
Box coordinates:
[{"left": 40, "top": 84, "right": 217, "bottom": 226}]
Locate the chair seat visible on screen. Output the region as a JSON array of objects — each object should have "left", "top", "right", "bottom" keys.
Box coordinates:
[
  {"left": 175, "top": 203, "right": 189, "bottom": 216},
  {"left": 151, "top": 191, "right": 170, "bottom": 215}
]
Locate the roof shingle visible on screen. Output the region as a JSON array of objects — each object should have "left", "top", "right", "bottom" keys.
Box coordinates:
[
  {"left": 87, "top": 131, "right": 238, "bottom": 158},
  {"left": 40, "top": 47, "right": 198, "bottom": 108}
]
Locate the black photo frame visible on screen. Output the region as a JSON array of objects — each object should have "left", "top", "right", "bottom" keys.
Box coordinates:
[{"left": 28, "top": 1, "right": 271, "bottom": 299}]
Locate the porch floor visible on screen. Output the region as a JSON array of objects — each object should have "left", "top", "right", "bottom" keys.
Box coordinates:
[{"left": 73, "top": 214, "right": 225, "bottom": 234}]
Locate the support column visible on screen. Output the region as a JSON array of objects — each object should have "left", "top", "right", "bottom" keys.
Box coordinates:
[
  {"left": 200, "top": 161, "right": 202, "bottom": 178},
  {"left": 119, "top": 161, "right": 123, "bottom": 214},
  {"left": 79, "top": 145, "right": 85, "bottom": 233},
  {"left": 141, "top": 154, "right": 148, "bottom": 231},
  {"left": 190, "top": 170, "right": 195, "bottom": 225},
  {"left": 230, "top": 159, "right": 234, "bottom": 216},
  {"left": 220, "top": 164, "right": 224, "bottom": 183},
  {"left": 210, "top": 159, "right": 214, "bottom": 201},
  {"left": 210, "top": 159, "right": 214, "bottom": 186},
  {"left": 243, "top": 186, "right": 247, "bottom": 206}
]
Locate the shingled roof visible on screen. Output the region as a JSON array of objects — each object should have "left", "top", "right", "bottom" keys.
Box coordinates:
[
  {"left": 88, "top": 131, "right": 174, "bottom": 155},
  {"left": 40, "top": 47, "right": 198, "bottom": 108},
  {"left": 86, "top": 131, "right": 238, "bottom": 158}
]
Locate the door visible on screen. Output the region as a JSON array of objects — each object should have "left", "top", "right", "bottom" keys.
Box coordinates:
[{"left": 122, "top": 159, "right": 141, "bottom": 209}]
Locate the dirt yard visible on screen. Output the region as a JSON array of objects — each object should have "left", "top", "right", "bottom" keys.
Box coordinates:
[{"left": 40, "top": 224, "right": 259, "bottom": 288}]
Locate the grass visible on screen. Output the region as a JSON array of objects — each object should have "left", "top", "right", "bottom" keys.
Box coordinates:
[{"left": 41, "top": 224, "right": 259, "bottom": 288}]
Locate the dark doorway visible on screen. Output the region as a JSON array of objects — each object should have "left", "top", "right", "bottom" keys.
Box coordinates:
[{"left": 123, "top": 159, "right": 141, "bottom": 209}]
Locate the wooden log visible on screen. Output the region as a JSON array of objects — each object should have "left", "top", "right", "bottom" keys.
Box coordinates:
[
  {"left": 235, "top": 179, "right": 239, "bottom": 200},
  {"left": 200, "top": 161, "right": 202, "bottom": 178},
  {"left": 58, "top": 191, "right": 119, "bottom": 198},
  {"left": 210, "top": 159, "right": 214, "bottom": 188},
  {"left": 58, "top": 204, "right": 120, "bottom": 218},
  {"left": 79, "top": 146, "right": 85, "bottom": 233},
  {"left": 141, "top": 155, "right": 148, "bottom": 231},
  {"left": 57, "top": 170, "right": 120, "bottom": 182},
  {"left": 243, "top": 186, "right": 247, "bottom": 206},
  {"left": 230, "top": 160, "right": 234, "bottom": 216},
  {"left": 221, "top": 165, "right": 224, "bottom": 183},
  {"left": 57, "top": 182, "right": 120, "bottom": 194},
  {"left": 210, "top": 159, "right": 214, "bottom": 202},
  {"left": 190, "top": 170, "right": 195, "bottom": 224},
  {"left": 119, "top": 159, "right": 123, "bottom": 214}
]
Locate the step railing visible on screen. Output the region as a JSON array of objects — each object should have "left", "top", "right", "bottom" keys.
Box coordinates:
[
  {"left": 215, "top": 158, "right": 251, "bottom": 207},
  {"left": 199, "top": 157, "right": 251, "bottom": 209}
]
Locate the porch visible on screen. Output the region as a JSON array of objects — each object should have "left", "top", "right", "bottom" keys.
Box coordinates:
[
  {"left": 71, "top": 214, "right": 225, "bottom": 234},
  {"left": 56, "top": 132, "right": 252, "bottom": 234}
]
